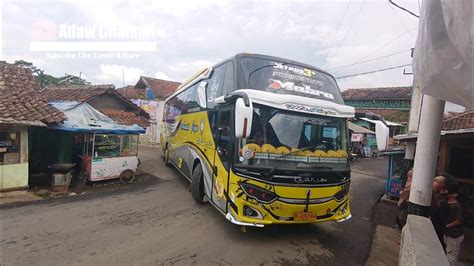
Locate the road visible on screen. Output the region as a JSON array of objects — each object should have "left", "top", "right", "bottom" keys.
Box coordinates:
[{"left": 1, "top": 145, "right": 387, "bottom": 265}]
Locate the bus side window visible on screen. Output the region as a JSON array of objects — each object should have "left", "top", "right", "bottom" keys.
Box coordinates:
[
  {"left": 222, "top": 61, "right": 234, "bottom": 96},
  {"left": 206, "top": 64, "right": 226, "bottom": 109}
]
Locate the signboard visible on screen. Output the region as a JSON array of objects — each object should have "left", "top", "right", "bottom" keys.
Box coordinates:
[{"left": 351, "top": 133, "right": 364, "bottom": 142}]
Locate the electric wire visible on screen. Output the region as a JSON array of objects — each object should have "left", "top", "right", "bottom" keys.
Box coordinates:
[
  {"left": 321, "top": 0, "right": 352, "bottom": 66},
  {"left": 326, "top": 48, "right": 411, "bottom": 71},
  {"left": 388, "top": 0, "right": 419, "bottom": 18},
  {"left": 331, "top": 0, "right": 367, "bottom": 61},
  {"left": 354, "top": 27, "right": 416, "bottom": 62},
  {"left": 335, "top": 63, "right": 412, "bottom": 79},
  {"left": 81, "top": 72, "right": 103, "bottom": 84},
  {"left": 388, "top": 1, "right": 415, "bottom": 38}
]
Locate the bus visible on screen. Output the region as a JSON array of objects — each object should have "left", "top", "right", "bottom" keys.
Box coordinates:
[{"left": 161, "top": 53, "right": 355, "bottom": 227}]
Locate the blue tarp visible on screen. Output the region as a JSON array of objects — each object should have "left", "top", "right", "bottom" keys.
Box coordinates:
[{"left": 49, "top": 101, "right": 145, "bottom": 134}]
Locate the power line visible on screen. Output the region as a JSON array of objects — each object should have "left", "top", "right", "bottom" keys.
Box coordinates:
[
  {"left": 331, "top": 0, "right": 367, "bottom": 61},
  {"left": 326, "top": 48, "right": 411, "bottom": 71},
  {"left": 388, "top": 1, "right": 415, "bottom": 38},
  {"left": 335, "top": 63, "right": 412, "bottom": 79},
  {"left": 81, "top": 72, "right": 102, "bottom": 84},
  {"left": 321, "top": 0, "right": 352, "bottom": 66},
  {"left": 355, "top": 27, "right": 416, "bottom": 62},
  {"left": 388, "top": 0, "right": 419, "bottom": 18}
]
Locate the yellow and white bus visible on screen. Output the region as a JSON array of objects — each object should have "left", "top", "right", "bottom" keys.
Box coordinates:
[{"left": 161, "top": 53, "right": 355, "bottom": 227}]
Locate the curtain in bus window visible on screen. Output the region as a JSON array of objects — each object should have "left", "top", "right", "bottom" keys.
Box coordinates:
[
  {"left": 206, "top": 64, "right": 226, "bottom": 108},
  {"left": 186, "top": 83, "right": 202, "bottom": 113},
  {"left": 222, "top": 62, "right": 234, "bottom": 96}
]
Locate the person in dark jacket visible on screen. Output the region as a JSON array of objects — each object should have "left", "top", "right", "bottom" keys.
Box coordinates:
[
  {"left": 444, "top": 178, "right": 464, "bottom": 266},
  {"left": 431, "top": 175, "right": 450, "bottom": 251}
]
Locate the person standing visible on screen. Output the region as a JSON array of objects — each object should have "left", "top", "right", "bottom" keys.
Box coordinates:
[
  {"left": 396, "top": 169, "right": 413, "bottom": 228},
  {"left": 431, "top": 175, "right": 450, "bottom": 251},
  {"left": 444, "top": 179, "right": 464, "bottom": 266}
]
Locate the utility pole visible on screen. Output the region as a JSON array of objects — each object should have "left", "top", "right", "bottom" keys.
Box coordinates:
[
  {"left": 405, "top": 48, "right": 421, "bottom": 161},
  {"left": 408, "top": 95, "right": 445, "bottom": 216}
]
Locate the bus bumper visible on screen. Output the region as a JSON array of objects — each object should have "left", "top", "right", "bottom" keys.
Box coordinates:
[{"left": 225, "top": 213, "right": 265, "bottom": 227}]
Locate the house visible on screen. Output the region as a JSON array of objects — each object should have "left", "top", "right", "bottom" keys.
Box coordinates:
[
  {"left": 342, "top": 86, "right": 412, "bottom": 137},
  {"left": 395, "top": 110, "right": 474, "bottom": 227},
  {"left": 117, "top": 76, "right": 181, "bottom": 144},
  {"left": 28, "top": 84, "right": 150, "bottom": 186},
  {"left": 133, "top": 76, "right": 181, "bottom": 100},
  {"left": 0, "top": 63, "right": 65, "bottom": 191}
]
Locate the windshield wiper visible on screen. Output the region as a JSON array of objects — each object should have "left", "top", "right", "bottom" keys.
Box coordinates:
[{"left": 262, "top": 145, "right": 318, "bottom": 179}]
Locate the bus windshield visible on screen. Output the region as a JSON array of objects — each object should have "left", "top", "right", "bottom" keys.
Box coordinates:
[
  {"left": 236, "top": 104, "right": 348, "bottom": 172},
  {"left": 240, "top": 57, "right": 344, "bottom": 105}
]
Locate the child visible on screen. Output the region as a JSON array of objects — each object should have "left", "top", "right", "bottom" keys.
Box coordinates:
[
  {"left": 444, "top": 179, "right": 464, "bottom": 266},
  {"left": 396, "top": 169, "right": 413, "bottom": 229}
]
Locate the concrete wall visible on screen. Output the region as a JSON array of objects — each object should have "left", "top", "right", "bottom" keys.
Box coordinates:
[
  {"left": 130, "top": 99, "right": 165, "bottom": 144},
  {"left": 0, "top": 128, "right": 29, "bottom": 190},
  {"left": 399, "top": 215, "right": 448, "bottom": 266}
]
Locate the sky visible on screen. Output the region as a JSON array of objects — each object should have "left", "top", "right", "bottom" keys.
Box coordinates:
[{"left": 0, "top": 0, "right": 465, "bottom": 111}]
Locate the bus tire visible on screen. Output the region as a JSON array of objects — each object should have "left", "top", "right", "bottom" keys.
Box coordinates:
[
  {"left": 164, "top": 146, "right": 172, "bottom": 167},
  {"left": 191, "top": 164, "right": 205, "bottom": 203}
]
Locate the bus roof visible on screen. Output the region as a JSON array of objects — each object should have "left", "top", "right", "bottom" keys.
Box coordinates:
[{"left": 165, "top": 53, "right": 338, "bottom": 102}]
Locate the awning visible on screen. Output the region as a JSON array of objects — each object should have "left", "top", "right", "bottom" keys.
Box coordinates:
[
  {"left": 348, "top": 122, "right": 375, "bottom": 134},
  {"left": 48, "top": 101, "right": 145, "bottom": 134}
]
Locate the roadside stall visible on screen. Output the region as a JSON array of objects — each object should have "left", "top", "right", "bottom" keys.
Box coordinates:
[
  {"left": 380, "top": 148, "right": 410, "bottom": 200},
  {"left": 49, "top": 101, "right": 145, "bottom": 183}
]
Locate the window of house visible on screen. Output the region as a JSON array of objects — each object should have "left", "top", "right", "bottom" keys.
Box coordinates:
[{"left": 0, "top": 132, "right": 21, "bottom": 165}]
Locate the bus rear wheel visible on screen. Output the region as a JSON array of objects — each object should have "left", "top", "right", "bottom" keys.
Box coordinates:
[
  {"left": 191, "top": 164, "right": 205, "bottom": 203},
  {"left": 164, "top": 146, "right": 172, "bottom": 167}
]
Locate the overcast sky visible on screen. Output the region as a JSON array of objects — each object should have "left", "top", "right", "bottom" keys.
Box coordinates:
[{"left": 0, "top": 0, "right": 464, "bottom": 111}]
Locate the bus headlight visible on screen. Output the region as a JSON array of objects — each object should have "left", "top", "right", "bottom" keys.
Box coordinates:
[
  {"left": 240, "top": 183, "right": 278, "bottom": 204},
  {"left": 334, "top": 182, "right": 350, "bottom": 201}
]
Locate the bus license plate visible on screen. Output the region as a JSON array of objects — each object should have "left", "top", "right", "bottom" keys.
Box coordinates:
[{"left": 294, "top": 212, "right": 316, "bottom": 221}]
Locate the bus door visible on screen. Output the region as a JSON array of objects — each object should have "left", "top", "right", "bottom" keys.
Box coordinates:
[{"left": 210, "top": 105, "right": 233, "bottom": 212}]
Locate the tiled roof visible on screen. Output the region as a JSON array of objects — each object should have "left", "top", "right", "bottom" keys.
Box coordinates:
[
  {"left": 356, "top": 109, "right": 410, "bottom": 123},
  {"left": 116, "top": 85, "right": 146, "bottom": 99},
  {"left": 41, "top": 84, "right": 115, "bottom": 102},
  {"left": 42, "top": 84, "right": 150, "bottom": 127},
  {"left": 442, "top": 111, "right": 474, "bottom": 131},
  {"left": 97, "top": 108, "right": 150, "bottom": 127},
  {"left": 342, "top": 86, "right": 412, "bottom": 100},
  {"left": 136, "top": 76, "right": 180, "bottom": 99},
  {"left": 0, "top": 63, "right": 65, "bottom": 126}
]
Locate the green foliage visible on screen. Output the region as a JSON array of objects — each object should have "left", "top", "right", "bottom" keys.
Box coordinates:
[{"left": 13, "top": 60, "right": 90, "bottom": 88}]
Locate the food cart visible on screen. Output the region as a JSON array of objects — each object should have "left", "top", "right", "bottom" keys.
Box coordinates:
[
  {"left": 49, "top": 101, "right": 145, "bottom": 183},
  {"left": 82, "top": 133, "right": 139, "bottom": 181}
]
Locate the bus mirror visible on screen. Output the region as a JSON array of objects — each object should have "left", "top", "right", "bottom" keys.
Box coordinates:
[
  {"left": 235, "top": 98, "right": 253, "bottom": 139},
  {"left": 197, "top": 82, "right": 207, "bottom": 108}
]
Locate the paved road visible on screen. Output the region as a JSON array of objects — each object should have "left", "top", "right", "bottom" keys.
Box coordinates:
[{"left": 1, "top": 145, "right": 387, "bottom": 265}]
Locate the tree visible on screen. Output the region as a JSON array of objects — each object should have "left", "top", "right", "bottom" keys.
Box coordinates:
[{"left": 12, "top": 60, "right": 90, "bottom": 88}]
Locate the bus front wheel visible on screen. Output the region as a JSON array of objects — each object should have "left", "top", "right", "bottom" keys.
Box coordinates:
[{"left": 191, "top": 164, "right": 205, "bottom": 203}]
